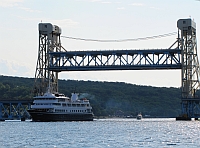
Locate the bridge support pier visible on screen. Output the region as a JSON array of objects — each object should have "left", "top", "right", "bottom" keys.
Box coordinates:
[{"left": 176, "top": 19, "right": 200, "bottom": 120}]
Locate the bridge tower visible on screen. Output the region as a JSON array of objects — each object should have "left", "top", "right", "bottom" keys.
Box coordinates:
[
  {"left": 177, "top": 19, "right": 200, "bottom": 119},
  {"left": 34, "top": 23, "right": 66, "bottom": 95}
]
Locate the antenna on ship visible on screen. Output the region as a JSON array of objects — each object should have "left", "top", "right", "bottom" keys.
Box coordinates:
[{"left": 47, "top": 76, "right": 51, "bottom": 93}]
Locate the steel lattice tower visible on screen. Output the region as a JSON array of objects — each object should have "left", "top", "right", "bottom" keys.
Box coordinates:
[
  {"left": 33, "top": 23, "right": 66, "bottom": 96},
  {"left": 177, "top": 19, "right": 200, "bottom": 119}
]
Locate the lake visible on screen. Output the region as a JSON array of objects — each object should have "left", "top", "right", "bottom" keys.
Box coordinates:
[{"left": 0, "top": 118, "right": 200, "bottom": 147}]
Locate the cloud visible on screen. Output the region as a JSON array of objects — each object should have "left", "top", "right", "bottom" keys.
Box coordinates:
[
  {"left": 46, "top": 19, "right": 79, "bottom": 28},
  {"left": 130, "top": 3, "right": 144, "bottom": 6},
  {"left": 115, "top": 2, "right": 121, "bottom": 4},
  {"left": 0, "top": 58, "right": 34, "bottom": 78},
  {"left": 0, "top": 0, "right": 23, "bottom": 7},
  {"left": 15, "top": 16, "right": 79, "bottom": 28},
  {"left": 101, "top": 1, "right": 111, "bottom": 4},
  {"left": 88, "top": 0, "right": 102, "bottom": 2},
  {"left": 80, "top": 0, "right": 112, "bottom": 4},
  {"left": 14, "top": 15, "right": 41, "bottom": 22},
  {"left": 149, "top": 6, "right": 160, "bottom": 10},
  {"left": 18, "top": 7, "right": 41, "bottom": 13},
  {"left": 117, "top": 7, "right": 125, "bottom": 10}
]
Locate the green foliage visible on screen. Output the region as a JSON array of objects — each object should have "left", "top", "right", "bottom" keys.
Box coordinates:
[{"left": 0, "top": 75, "right": 183, "bottom": 117}]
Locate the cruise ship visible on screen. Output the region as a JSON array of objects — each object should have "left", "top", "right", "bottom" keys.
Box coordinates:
[{"left": 28, "top": 90, "right": 94, "bottom": 121}]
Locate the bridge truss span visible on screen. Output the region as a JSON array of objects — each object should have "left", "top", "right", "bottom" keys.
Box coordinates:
[
  {"left": 49, "top": 49, "right": 181, "bottom": 71},
  {"left": 0, "top": 100, "right": 32, "bottom": 120}
]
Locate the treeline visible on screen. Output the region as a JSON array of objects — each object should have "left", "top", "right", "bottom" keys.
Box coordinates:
[{"left": 0, "top": 75, "right": 192, "bottom": 117}]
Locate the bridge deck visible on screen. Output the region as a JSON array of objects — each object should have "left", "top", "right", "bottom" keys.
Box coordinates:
[{"left": 49, "top": 49, "right": 181, "bottom": 71}]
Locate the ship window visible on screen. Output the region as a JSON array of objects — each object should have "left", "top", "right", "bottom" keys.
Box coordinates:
[
  {"left": 53, "top": 103, "right": 61, "bottom": 106},
  {"left": 62, "top": 103, "right": 66, "bottom": 106},
  {"left": 55, "top": 109, "right": 65, "bottom": 112},
  {"left": 58, "top": 98, "right": 65, "bottom": 102}
]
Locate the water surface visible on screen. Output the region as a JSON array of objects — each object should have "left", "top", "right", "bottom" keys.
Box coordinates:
[{"left": 0, "top": 118, "right": 200, "bottom": 147}]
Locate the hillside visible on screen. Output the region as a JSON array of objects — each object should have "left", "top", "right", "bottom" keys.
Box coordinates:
[{"left": 0, "top": 75, "right": 184, "bottom": 117}]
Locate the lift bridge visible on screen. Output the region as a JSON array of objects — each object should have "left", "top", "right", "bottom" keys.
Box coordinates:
[
  {"left": 1, "top": 18, "right": 200, "bottom": 120},
  {"left": 33, "top": 18, "right": 200, "bottom": 120}
]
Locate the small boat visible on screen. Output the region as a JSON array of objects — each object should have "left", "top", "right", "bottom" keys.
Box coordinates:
[
  {"left": 136, "top": 113, "right": 142, "bottom": 120},
  {"left": 28, "top": 89, "right": 94, "bottom": 122}
]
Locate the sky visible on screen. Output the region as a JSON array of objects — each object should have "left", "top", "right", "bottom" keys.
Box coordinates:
[{"left": 0, "top": 0, "right": 200, "bottom": 88}]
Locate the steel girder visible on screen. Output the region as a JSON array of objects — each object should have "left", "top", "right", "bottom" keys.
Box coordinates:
[
  {"left": 49, "top": 49, "right": 181, "bottom": 71},
  {"left": 0, "top": 100, "right": 32, "bottom": 120}
]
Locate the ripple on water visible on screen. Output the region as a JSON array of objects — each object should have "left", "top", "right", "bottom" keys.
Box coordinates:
[{"left": 0, "top": 118, "right": 200, "bottom": 147}]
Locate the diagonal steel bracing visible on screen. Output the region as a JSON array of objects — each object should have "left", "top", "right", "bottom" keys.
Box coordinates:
[
  {"left": 49, "top": 49, "right": 181, "bottom": 71},
  {"left": 0, "top": 100, "right": 32, "bottom": 120}
]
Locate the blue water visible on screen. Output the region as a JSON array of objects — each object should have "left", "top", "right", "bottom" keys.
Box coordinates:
[{"left": 0, "top": 118, "right": 200, "bottom": 148}]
